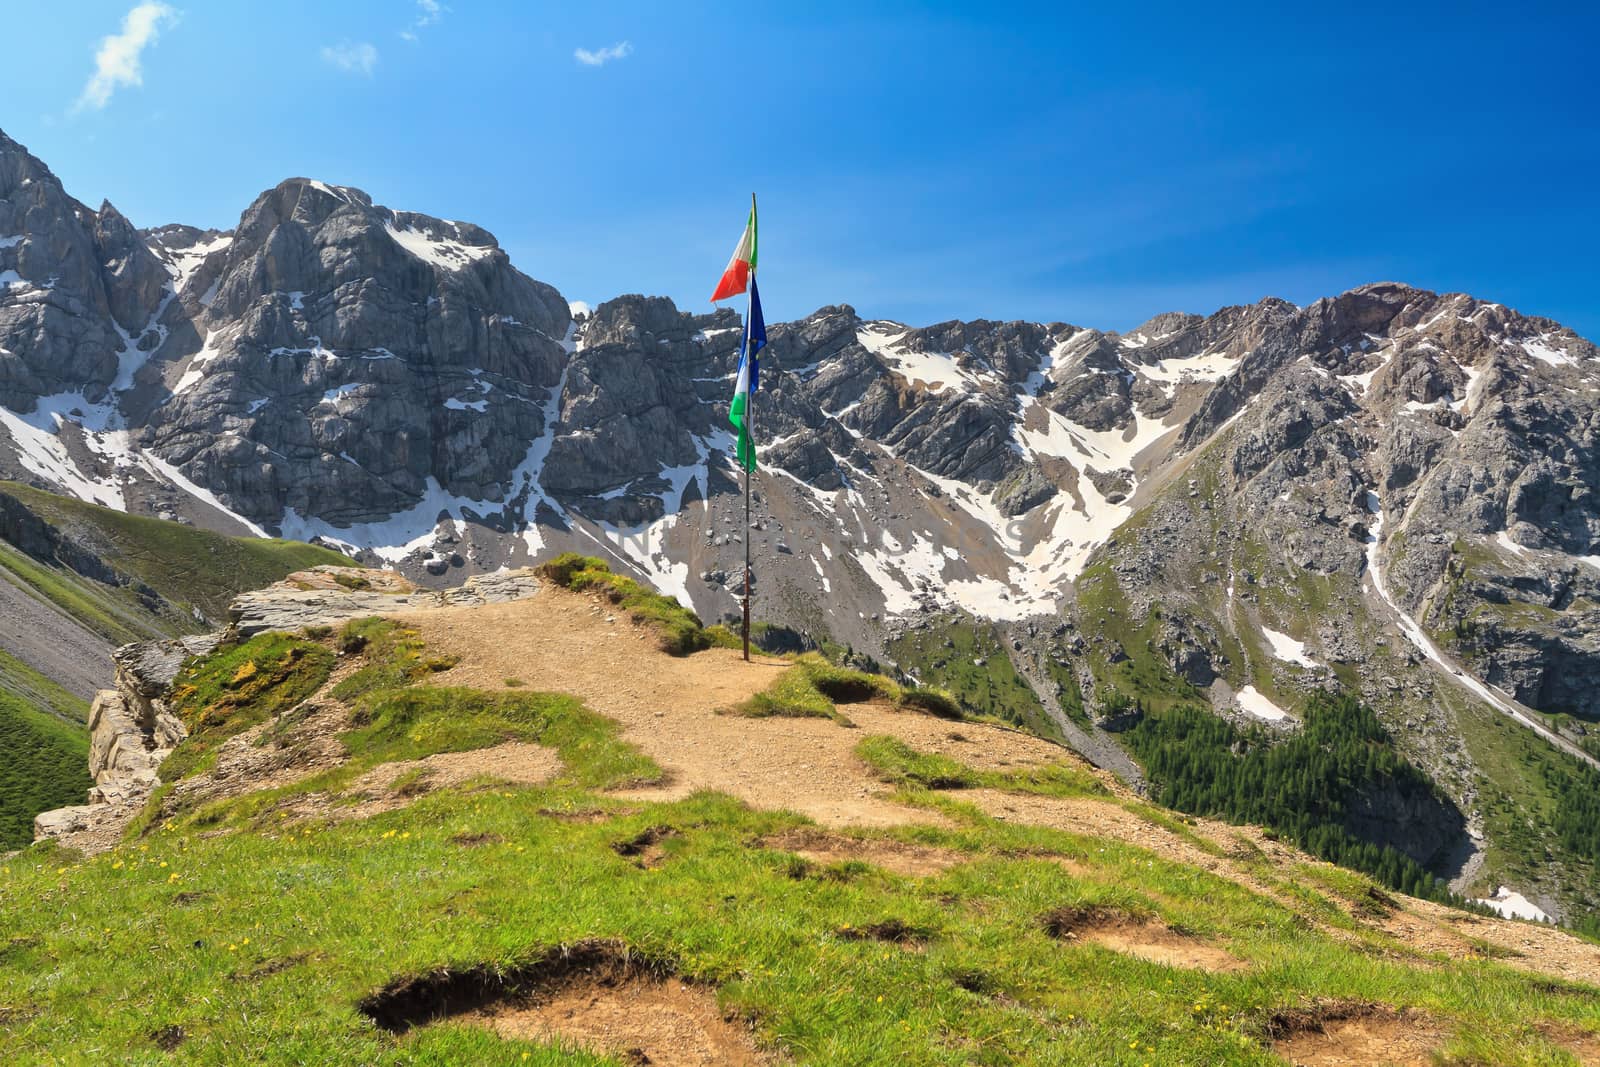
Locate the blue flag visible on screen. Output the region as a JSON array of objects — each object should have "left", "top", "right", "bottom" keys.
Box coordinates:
[
  {"left": 729, "top": 276, "right": 767, "bottom": 472},
  {"left": 745, "top": 274, "right": 766, "bottom": 392}
]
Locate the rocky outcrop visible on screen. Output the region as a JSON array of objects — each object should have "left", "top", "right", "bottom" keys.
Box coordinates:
[
  {"left": 136, "top": 177, "right": 572, "bottom": 526},
  {"left": 229, "top": 565, "right": 540, "bottom": 636},
  {"left": 32, "top": 631, "right": 217, "bottom": 845}
]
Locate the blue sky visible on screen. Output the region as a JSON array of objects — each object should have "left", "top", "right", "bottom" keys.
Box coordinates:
[{"left": 5, "top": 1, "right": 1597, "bottom": 337}]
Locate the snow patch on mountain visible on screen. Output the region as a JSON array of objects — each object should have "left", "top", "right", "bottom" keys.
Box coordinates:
[
  {"left": 384, "top": 222, "right": 496, "bottom": 272},
  {"left": 1522, "top": 337, "right": 1577, "bottom": 367},
  {"left": 1473, "top": 886, "right": 1551, "bottom": 923},
  {"left": 1237, "top": 685, "right": 1291, "bottom": 721},
  {"left": 1261, "top": 626, "right": 1316, "bottom": 667},
  {"left": 1137, "top": 349, "right": 1241, "bottom": 384}
]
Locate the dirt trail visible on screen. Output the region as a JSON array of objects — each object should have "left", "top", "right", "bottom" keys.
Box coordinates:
[
  {"left": 396, "top": 587, "right": 1061, "bottom": 830},
  {"left": 391, "top": 586, "right": 1600, "bottom": 987}
]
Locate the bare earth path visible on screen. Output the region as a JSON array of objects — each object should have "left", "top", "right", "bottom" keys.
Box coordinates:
[
  {"left": 392, "top": 585, "right": 1600, "bottom": 987},
  {"left": 398, "top": 587, "right": 1057, "bottom": 829}
]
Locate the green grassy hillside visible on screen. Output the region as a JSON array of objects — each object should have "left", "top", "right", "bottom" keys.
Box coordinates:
[
  {"left": 0, "top": 689, "right": 89, "bottom": 849},
  {"left": 3, "top": 620, "right": 1599, "bottom": 1063},
  {"left": 0, "top": 482, "right": 349, "bottom": 626}
]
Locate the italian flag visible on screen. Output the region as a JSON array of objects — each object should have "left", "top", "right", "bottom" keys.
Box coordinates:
[{"left": 710, "top": 202, "right": 758, "bottom": 303}]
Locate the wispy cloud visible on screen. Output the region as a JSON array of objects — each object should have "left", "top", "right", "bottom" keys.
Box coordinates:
[
  {"left": 400, "top": 0, "right": 447, "bottom": 42},
  {"left": 75, "top": 2, "right": 179, "bottom": 112},
  {"left": 574, "top": 41, "right": 632, "bottom": 67},
  {"left": 321, "top": 41, "right": 379, "bottom": 77}
]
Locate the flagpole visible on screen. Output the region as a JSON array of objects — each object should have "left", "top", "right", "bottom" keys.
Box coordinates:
[{"left": 742, "top": 193, "right": 756, "bottom": 662}]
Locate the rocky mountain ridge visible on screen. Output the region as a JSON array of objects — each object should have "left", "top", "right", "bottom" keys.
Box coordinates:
[{"left": 4, "top": 127, "right": 1600, "bottom": 918}]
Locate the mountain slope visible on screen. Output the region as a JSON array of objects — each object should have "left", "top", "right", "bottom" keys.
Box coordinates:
[
  {"left": 11, "top": 576, "right": 1600, "bottom": 1064},
  {"left": 4, "top": 127, "right": 1600, "bottom": 922}
]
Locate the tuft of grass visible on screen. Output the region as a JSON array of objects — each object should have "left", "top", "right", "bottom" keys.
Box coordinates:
[
  {"left": 539, "top": 554, "right": 714, "bottom": 656},
  {"left": 728, "top": 653, "right": 900, "bottom": 724},
  {"left": 731, "top": 657, "right": 970, "bottom": 730},
  {"left": 387, "top": 768, "right": 432, "bottom": 798},
  {"left": 854, "top": 735, "right": 1106, "bottom": 798},
  {"left": 503, "top": 678, "right": 526, "bottom": 688},
  {"left": 330, "top": 619, "right": 458, "bottom": 702},
  {"left": 702, "top": 624, "right": 746, "bottom": 650},
  {"left": 896, "top": 687, "right": 963, "bottom": 720},
  {"left": 732, "top": 666, "right": 847, "bottom": 723},
  {"left": 159, "top": 635, "right": 334, "bottom": 781},
  {"left": 731, "top": 655, "right": 965, "bottom": 730}
]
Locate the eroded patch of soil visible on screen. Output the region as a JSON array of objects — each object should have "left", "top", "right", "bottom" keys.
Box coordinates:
[
  {"left": 353, "top": 741, "right": 561, "bottom": 800},
  {"left": 760, "top": 828, "right": 965, "bottom": 879},
  {"left": 1269, "top": 1001, "right": 1442, "bottom": 1066},
  {"left": 836, "top": 919, "right": 929, "bottom": 948},
  {"left": 150, "top": 1024, "right": 185, "bottom": 1051},
  {"left": 358, "top": 940, "right": 771, "bottom": 1066},
  {"left": 611, "top": 825, "right": 679, "bottom": 868},
  {"left": 1044, "top": 905, "right": 1246, "bottom": 972},
  {"left": 1543, "top": 1025, "right": 1600, "bottom": 1066}
]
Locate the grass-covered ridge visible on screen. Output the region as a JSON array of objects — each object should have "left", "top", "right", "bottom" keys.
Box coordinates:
[
  {"left": 729, "top": 652, "right": 962, "bottom": 725},
  {"left": 147, "top": 618, "right": 660, "bottom": 836},
  {"left": 0, "top": 481, "right": 351, "bottom": 625},
  {"left": 6, "top": 605, "right": 1600, "bottom": 1062},
  {"left": 6, "top": 759, "right": 1600, "bottom": 1061},
  {"left": 340, "top": 686, "right": 661, "bottom": 792},
  {"left": 539, "top": 553, "right": 730, "bottom": 655}
]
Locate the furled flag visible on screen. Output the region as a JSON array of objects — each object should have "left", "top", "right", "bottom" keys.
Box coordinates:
[
  {"left": 729, "top": 276, "right": 767, "bottom": 472},
  {"left": 710, "top": 201, "right": 759, "bottom": 303}
]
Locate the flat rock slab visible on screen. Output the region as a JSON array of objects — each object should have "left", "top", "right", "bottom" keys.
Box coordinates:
[{"left": 230, "top": 569, "right": 541, "bottom": 637}]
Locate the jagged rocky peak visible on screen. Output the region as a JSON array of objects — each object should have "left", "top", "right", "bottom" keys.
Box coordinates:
[
  {"left": 136, "top": 174, "right": 577, "bottom": 529},
  {"left": 1118, "top": 309, "right": 1204, "bottom": 349},
  {"left": 0, "top": 128, "right": 169, "bottom": 407},
  {"left": 540, "top": 294, "right": 746, "bottom": 511},
  {"left": 201, "top": 175, "right": 568, "bottom": 342}
]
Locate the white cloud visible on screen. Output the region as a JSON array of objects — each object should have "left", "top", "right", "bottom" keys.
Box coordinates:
[
  {"left": 574, "top": 40, "right": 632, "bottom": 67},
  {"left": 75, "top": 3, "right": 179, "bottom": 112},
  {"left": 322, "top": 41, "right": 379, "bottom": 76},
  {"left": 400, "top": 0, "right": 447, "bottom": 42}
]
